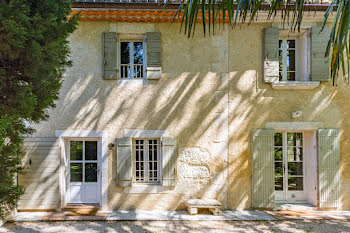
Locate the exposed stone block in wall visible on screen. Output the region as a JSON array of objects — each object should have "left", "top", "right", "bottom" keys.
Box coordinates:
[
  {"left": 179, "top": 147, "right": 210, "bottom": 166},
  {"left": 178, "top": 164, "right": 210, "bottom": 179}
]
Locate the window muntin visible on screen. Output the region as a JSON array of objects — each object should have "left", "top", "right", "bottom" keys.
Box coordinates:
[
  {"left": 120, "top": 41, "right": 144, "bottom": 79},
  {"left": 133, "top": 139, "right": 160, "bottom": 184},
  {"left": 279, "top": 39, "right": 296, "bottom": 81}
]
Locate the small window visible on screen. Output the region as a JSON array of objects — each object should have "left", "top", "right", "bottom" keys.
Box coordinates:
[
  {"left": 278, "top": 30, "right": 311, "bottom": 82},
  {"left": 120, "top": 41, "right": 144, "bottom": 79},
  {"left": 279, "top": 39, "right": 296, "bottom": 81},
  {"left": 132, "top": 139, "right": 160, "bottom": 184}
]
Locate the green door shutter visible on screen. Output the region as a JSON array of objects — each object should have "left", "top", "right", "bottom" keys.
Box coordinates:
[
  {"left": 117, "top": 137, "right": 132, "bottom": 186},
  {"left": 318, "top": 129, "right": 340, "bottom": 208},
  {"left": 103, "top": 32, "right": 118, "bottom": 80},
  {"left": 264, "top": 27, "right": 279, "bottom": 83},
  {"left": 161, "top": 137, "right": 177, "bottom": 186},
  {"left": 311, "top": 26, "right": 330, "bottom": 82},
  {"left": 252, "top": 129, "right": 275, "bottom": 208},
  {"left": 146, "top": 32, "right": 162, "bottom": 80}
]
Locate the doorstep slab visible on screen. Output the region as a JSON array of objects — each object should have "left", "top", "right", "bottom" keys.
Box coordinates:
[
  {"left": 11, "top": 212, "right": 48, "bottom": 222},
  {"left": 106, "top": 210, "right": 276, "bottom": 221}
]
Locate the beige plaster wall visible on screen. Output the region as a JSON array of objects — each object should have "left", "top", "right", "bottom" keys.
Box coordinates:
[{"left": 30, "top": 20, "right": 350, "bottom": 210}]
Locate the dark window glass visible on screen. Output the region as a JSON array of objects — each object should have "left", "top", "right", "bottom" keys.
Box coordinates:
[
  {"left": 70, "top": 163, "right": 83, "bottom": 182},
  {"left": 70, "top": 141, "right": 83, "bottom": 160},
  {"left": 133, "top": 42, "right": 143, "bottom": 64},
  {"left": 85, "top": 163, "right": 97, "bottom": 182},
  {"left": 121, "top": 42, "right": 130, "bottom": 64},
  {"left": 288, "top": 177, "right": 303, "bottom": 190},
  {"left": 85, "top": 141, "right": 97, "bottom": 160},
  {"left": 275, "top": 177, "right": 283, "bottom": 191}
]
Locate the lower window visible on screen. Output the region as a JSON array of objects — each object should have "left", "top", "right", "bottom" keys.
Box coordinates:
[{"left": 132, "top": 139, "right": 160, "bottom": 184}]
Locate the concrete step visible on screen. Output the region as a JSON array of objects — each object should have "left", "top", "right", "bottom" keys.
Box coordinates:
[{"left": 63, "top": 205, "right": 100, "bottom": 215}]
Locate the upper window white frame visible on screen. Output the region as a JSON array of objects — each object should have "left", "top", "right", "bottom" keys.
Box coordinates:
[{"left": 119, "top": 34, "right": 146, "bottom": 80}]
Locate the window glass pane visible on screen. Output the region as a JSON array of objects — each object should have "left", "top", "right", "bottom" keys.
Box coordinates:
[
  {"left": 274, "top": 133, "right": 282, "bottom": 146},
  {"left": 275, "top": 177, "right": 283, "bottom": 191},
  {"left": 85, "top": 163, "right": 97, "bottom": 182},
  {"left": 70, "top": 163, "right": 82, "bottom": 182},
  {"left": 275, "top": 162, "right": 283, "bottom": 176},
  {"left": 121, "top": 42, "right": 130, "bottom": 64},
  {"left": 287, "top": 40, "right": 295, "bottom": 49},
  {"left": 295, "top": 133, "right": 303, "bottom": 146},
  {"left": 287, "top": 133, "right": 295, "bottom": 146},
  {"left": 85, "top": 141, "right": 97, "bottom": 160},
  {"left": 288, "top": 147, "right": 303, "bottom": 161},
  {"left": 288, "top": 162, "right": 303, "bottom": 176},
  {"left": 287, "top": 50, "right": 296, "bottom": 72},
  {"left": 288, "top": 177, "right": 303, "bottom": 190},
  {"left": 279, "top": 40, "right": 283, "bottom": 49},
  {"left": 287, "top": 72, "right": 296, "bottom": 81},
  {"left": 133, "top": 42, "right": 143, "bottom": 64},
  {"left": 274, "top": 147, "right": 283, "bottom": 161},
  {"left": 70, "top": 141, "right": 83, "bottom": 160}
]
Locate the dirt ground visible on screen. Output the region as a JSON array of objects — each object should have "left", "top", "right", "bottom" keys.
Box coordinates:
[{"left": 1, "top": 220, "right": 350, "bottom": 233}]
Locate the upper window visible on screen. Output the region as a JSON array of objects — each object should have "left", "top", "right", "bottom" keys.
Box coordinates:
[
  {"left": 278, "top": 30, "right": 311, "bottom": 82},
  {"left": 120, "top": 41, "right": 144, "bottom": 79},
  {"left": 279, "top": 39, "right": 296, "bottom": 81},
  {"left": 132, "top": 139, "right": 160, "bottom": 184}
]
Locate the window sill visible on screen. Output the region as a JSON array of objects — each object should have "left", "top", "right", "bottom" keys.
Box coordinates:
[
  {"left": 123, "top": 185, "right": 172, "bottom": 194},
  {"left": 271, "top": 81, "right": 320, "bottom": 90}
]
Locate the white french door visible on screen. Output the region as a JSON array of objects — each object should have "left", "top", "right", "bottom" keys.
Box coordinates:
[
  {"left": 68, "top": 139, "right": 100, "bottom": 204},
  {"left": 274, "top": 132, "right": 306, "bottom": 202}
]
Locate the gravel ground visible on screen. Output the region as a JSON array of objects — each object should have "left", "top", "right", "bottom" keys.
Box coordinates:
[{"left": 1, "top": 220, "right": 350, "bottom": 233}]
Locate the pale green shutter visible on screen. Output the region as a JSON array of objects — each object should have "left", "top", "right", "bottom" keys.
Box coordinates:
[
  {"left": 311, "top": 26, "right": 330, "bottom": 81},
  {"left": 103, "top": 32, "right": 118, "bottom": 80},
  {"left": 252, "top": 129, "right": 275, "bottom": 208},
  {"left": 161, "top": 137, "right": 177, "bottom": 186},
  {"left": 264, "top": 27, "right": 279, "bottom": 83},
  {"left": 146, "top": 32, "right": 162, "bottom": 80},
  {"left": 318, "top": 129, "right": 340, "bottom": 208},
  {"left": 117, "top": 137, "right": 132, "bottom": 186}
]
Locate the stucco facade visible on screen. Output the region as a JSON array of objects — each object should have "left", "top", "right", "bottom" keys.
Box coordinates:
[{"left": 18, "top": 9, "right": 350, "bottom": 211}]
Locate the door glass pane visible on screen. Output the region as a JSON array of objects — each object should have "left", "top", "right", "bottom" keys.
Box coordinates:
[
  {"left": 70, "top": 141, "right": 83, "bottom": 160},
  {"left": 274, "top": 147, "right": 283, "bottom": 161},
  {"left": 275, "top": 177, "right": 283, "bottom": 190},
  {"left": 275, "top": 162, "right": 283, "bottom": 176},
  {"left": 85, "top": 141, "right": 97, "bottom": 160},
  {"left": 287, "top": 147, "right": 303, "bottom": 161},
  {"left": 274, "top": 133, "right": 282, "bottom": 146},
  {"left": 70, "top": 163, "right": 83, "bottom": 182},
  {"left": 288, "top": 162, "right": 303, "bottom": 175},
  {"left": 287, "top": 133, "right": 303, "bottom": 146},
  {"left": 288, "top": 177, "right": 303, "bottom": 190},
  {"left": 85, "top": 163, "right": 97, "bottom": 182}
]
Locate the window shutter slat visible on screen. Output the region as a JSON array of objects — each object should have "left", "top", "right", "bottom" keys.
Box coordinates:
[
  {"left": 117, "top": 137, "right": 132, "bottom": 186},
  {"left": 146, "top": 32, "right": 162, "bottom": 80},
  {"left": 264, "top": 27, "right": 279, "bottom": 83},
  {"left": 103, "top": 32, "right": 118, "bottom": 80},
  {"left": 311, "top": 26, "right": 330, "bottom": 81},
  {"left": 252, "top": 129, "right": 275, "bottom": 208},
  {"left": 161, "top": 137, "right": 177, "bottom": 186},
  {"left": 318, "top": 129, "right": 340, "bottom": 208}
]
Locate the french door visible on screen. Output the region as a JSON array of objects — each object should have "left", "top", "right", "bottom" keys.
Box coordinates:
[
  {"left": 274, "top": 132, "right": 306, "bottom": 202},
  {"left": 68, "top": 140, "right": 100, "bottom": 204}
]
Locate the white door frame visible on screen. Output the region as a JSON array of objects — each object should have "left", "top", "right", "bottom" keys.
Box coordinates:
[{"left": 56, "top": 130, "right": 108, "bottom": 211}]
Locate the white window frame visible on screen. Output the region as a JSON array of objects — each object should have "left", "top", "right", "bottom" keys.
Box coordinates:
[
  {"left": 132, "top": 138, "right": 161, "bottom": 185},
  {"left": 119, "top": 35, "right": 146, "bottom": 80},
  {"left": 279, "top": 38, "right": 297, "bottom": 81}
]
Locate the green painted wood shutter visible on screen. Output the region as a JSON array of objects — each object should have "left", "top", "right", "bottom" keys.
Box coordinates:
[
  {"left": 264, "top": 27, "right": 279, "bottom": 83},
  {"left": 252, "top": 129, "right": 275, "bottom": 208},
  {"left": 311, "top": 26, "right": 330, "bottom": 82},
  {"left": 161, "top": 137, "right": 177, "bottom": 186},
  {"left": 117, "top": 137, "right": 132, "bottom": 186},
  {"left": 318, "top": 128, "right": 340, "bottom": 208},
  {"left": 146, "top": 32, "right": 162, "bottom": 80},
  {"left": 103, "top": 32, "right": 118, "bottom": 80}
]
